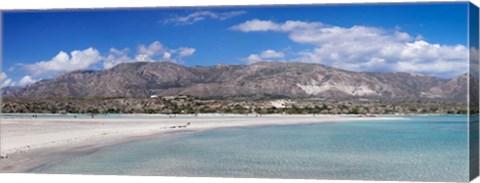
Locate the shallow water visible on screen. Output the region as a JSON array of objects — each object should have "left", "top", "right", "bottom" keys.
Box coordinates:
[{"left": 30, "top": 115, "right": 469, "bottom": 182}]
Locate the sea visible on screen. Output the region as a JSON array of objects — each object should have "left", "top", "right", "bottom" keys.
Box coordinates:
[{"left": 22, "top": 115, "right": 469, "bottom": 182}]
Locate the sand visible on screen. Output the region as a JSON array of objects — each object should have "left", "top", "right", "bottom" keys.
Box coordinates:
[{"left": 0, "top": 114, "right": 403, "bottom": 172}]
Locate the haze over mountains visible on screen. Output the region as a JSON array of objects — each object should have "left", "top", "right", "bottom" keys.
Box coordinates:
[{"left": 5, "top": 62, "right": 469, "bottom": 101}]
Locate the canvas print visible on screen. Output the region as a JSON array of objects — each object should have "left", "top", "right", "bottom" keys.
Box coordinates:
[{"left": 0, "top": 2, "right": 479, "bottom": 182}]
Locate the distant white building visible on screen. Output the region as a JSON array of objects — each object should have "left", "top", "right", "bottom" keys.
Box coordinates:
[
  {"left": 150, "top": 95, "right": 158, "bottom": 99},
  {"left": 270, "top": 99, "right": 289, "bottom": 108}
]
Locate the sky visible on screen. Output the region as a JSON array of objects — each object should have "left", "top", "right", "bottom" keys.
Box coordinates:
[{"left": 1, "top": 2, "right": 472, "bottom": 87}]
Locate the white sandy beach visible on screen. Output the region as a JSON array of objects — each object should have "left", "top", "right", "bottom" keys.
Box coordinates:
[{"left": 0, "top": 114, "right": 402, "bottom": 172}]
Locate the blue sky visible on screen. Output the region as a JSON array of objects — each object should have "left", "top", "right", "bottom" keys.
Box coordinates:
[{"left": 1, "top": 2, "right": 471, "bottom": 87}]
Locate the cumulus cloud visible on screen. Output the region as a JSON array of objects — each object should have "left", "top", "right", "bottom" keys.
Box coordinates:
[
  {"left": 1, "top": 72, "right": 40, "bottom": 87},
  {"left": 22, "top": 41, "right": 197, "bottom": 76},
  {"left": 135, "top": 41, "right": 166, "bottom": 62},
  {"left": 177, "top": 47, "right": 196, "bottom": 58},
  {"left": 243, "top": 49, "right": 285, "bottom": 64},
  {"left": 24, "top": 48, "right": 103, "bottom": 76},
  {"left": 164, "top": 10, "right": 246, "bottom": 25},
  {"left": 230, "top": 19, "right": 323, "bottom": 32},
  {"left": 18, "top": 75, "right": 38, "bottom": 86},
  {"left": 230, "top": 19, "right": 282, "bottom": 32},
  {"left": 133, "top": 41, "right": 195, "bottom": 63},
  {"left": 162, "top": 52, "right": 172, "bottom": 60},
  {"left": 105, "top": 41, "right": 196, "bottom": 69},
  {"left": 1, "top": 72, "right": 14, "bottom": 88},
  {"left": 232, "top": 19, "right": 468, "bottom": 78},
  {"left": 103, "top": 48, "right": 132, "bottom": 69}
]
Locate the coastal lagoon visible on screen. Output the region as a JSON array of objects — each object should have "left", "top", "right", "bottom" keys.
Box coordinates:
[{"left": 27, "top": 115, "right": 468, "bottom": 182}]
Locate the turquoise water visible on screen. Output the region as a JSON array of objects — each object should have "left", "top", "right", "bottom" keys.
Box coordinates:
[{"left": 30, "top": 115, "right": 469, "bottom": 182}]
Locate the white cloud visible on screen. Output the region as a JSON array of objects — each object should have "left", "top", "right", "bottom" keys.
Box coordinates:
[
  {"left": 18, "top": 75, "right": 38, "bottom": 86},
  {"left": 177, "top": 47, "right": 196, "bottom": 58},
  {"left": 230, "top": 19, "right": 281, "bottom": 32},
  {"left": 24, "top": 48, "right": 103, "bottom": 76},
  {"left": 165, "top": 10, "right": 246, "bottom": 25},
  {"left": 230, "top": 19, "right": 323, "bottom": 32},
  {"left": 162, "top": 47, "right": 196, "bottom": 64},
  {"left": 1, "top": 72, "right": 15, "bottom": 88},
  {"left": 104, "top": 48, "right": 132, "bottom": 69},
  {"left": 232, "top": 19, "right": 468, "bottom": 78},
  {"left": 162, "top": 52, "right": 172, "bottom": 60},
  {"left": 132, "top": 41, "right": 195, "bottom": 63},
  {"left": 1, "top": 72, "right": 40, "bottom": 88},
  {"left": 21, "top": 41, "right": 196, "bottom": 78},
  {"left": 243, "top": 49, "right": 285, "bottom": 64},
  {"left": 260, "top": 49, "right": 285, "bottom": 59},
  {"left": 104, "top": 41, "right": 196, "bottom": 69},
  {"left": 135, "top": 41, "right": 165, "bottom": 62}
]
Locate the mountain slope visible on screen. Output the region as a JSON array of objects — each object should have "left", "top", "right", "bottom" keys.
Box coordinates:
[
  {"left": 421, "top": 73, "right": 469, "bottom": 101},
  {"left": 9, "top": 62, "right": 466, "bottom": 101},
  {"left": 1, "top": 86, "right": 23, "bottom": 96}
]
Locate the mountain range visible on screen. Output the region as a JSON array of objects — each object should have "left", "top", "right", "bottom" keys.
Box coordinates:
[{"left": 5, "top": 62, "right": 470, "bottom": 101}]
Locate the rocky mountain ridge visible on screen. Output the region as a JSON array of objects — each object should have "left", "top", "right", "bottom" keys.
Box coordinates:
[{"left": 7, "top": 62, "right": 470, "bottom": 101}]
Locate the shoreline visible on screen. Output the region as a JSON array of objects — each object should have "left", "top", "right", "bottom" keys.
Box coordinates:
[
  {"left": 1, "top": 115, "right": 405, "bottom": 172},
  {"left": 6, "top": 129, "right": 199, "bottom": 173}
]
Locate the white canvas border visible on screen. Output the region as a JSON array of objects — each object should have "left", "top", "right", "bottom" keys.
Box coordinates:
[{"left": 0, "top": 0, "right": 478, "bottom": 183}]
